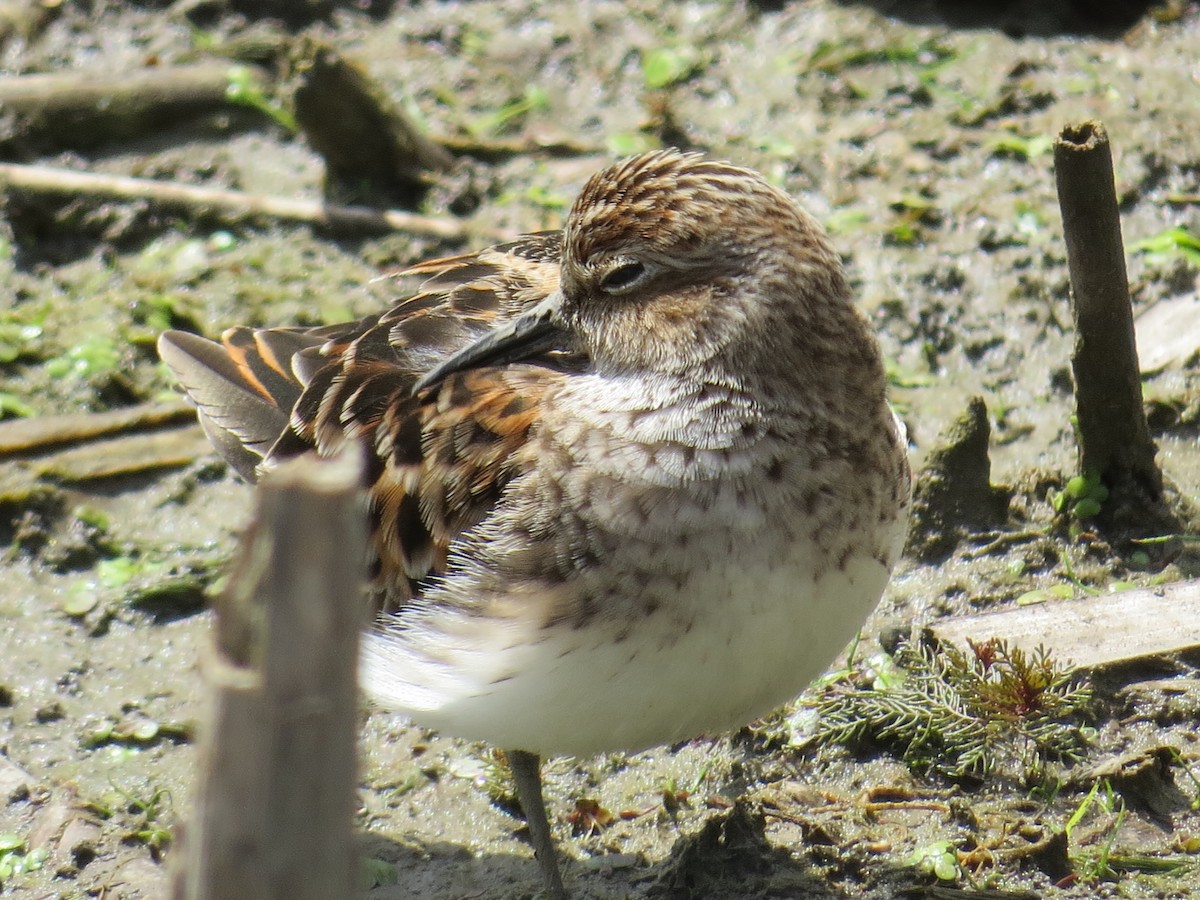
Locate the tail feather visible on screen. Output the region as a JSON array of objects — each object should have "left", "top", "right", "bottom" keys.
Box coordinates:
[{"left": 158, "top": 328, "right": 321, "bottom": 481}]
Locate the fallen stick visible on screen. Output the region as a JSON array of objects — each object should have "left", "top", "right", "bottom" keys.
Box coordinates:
[
  {"left": 0, "top": 64, "right": 269, "bottom": 148},
  {"left": 927, "top": 578, "right": 1200, "bottom": 670},
  {"left": 0, "top": 400, "right": 193, "bottom": 456},
  {"left": 17, "top": 425, "right": 210, "bottom": 483},
  {"left": 0, "top": 57, "right": 602, "bottom": 164},
  {"left": 438, "top": 134, "right": 602, "bottom": 160},
  {"left": 0, "top": 162, "right": 496, "bottom": 240}
]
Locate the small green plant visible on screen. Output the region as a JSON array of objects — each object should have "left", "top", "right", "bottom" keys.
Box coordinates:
[
  {"left": 886, "top": 194, "right": 939, "bottom": 245},
  {"left": 754, "top": 137, "right": 799, "bottom": 160},
  {"left": 516, "top": 183, "right": 570, "bottom": 212},
  {"left": 126, "top": 294, "right": 203, "bottom": 346},
  {"left": 0, "top": 316, "right": 43, "bottom": 364},
  {"left": 1129, "top": 226, "right": 1200, "bottom": 266},
  {"left": 474, "top": 750, "right": 517, "bottom": 809},
  {"left": 0, "top": 834, "right": 48, "bottom": 884},
  {"left": 825, "top": 207, "right": 871, "bottom": 236},
  {"left": 82, "top": 714, "right": 193, "bottom": 750},
  {"left": 44, "top": 333, "right": 122, "bottom": 380},
  {"left": 0, "top": 392, "right": 35, "bottom": 419},
  {"left": 226, "top": 65, "right": 297, "bottom": 132},
  {"left": 807, "top": 34, "right": 955, "bottom": 77},
  {"left": 1167, "top": 748, "right": 1200, "bottom": 811},
  {"left": 884, "top": 359, "right": 934, "bottom": 390},
  {"left": 107, "top": 782, "right": 175, "bottom": 854},
  {"left": 65, "top": 548, "right": 220, "bottom": 618},
  {"left": 808, "top": 638, "right": 1092, "bottom": 780},
  {"left": 1016, "top": 546, "right": 1145, "bottom": 605},
  {"left": 1049, "top": 470, "right": 1109, "bottom": 523},
  {"left": 465, "top": 85, "right": 549, "bottom": 138},
  {"left": 641, "top": 46, "right": 700, "bottom": 89},
  {"left": 1065, "top": 779, "right": 1127, "bottom": 881},
  {"left": 606, "top": 132, "right": 660, "bottom": 156},
  {"left": 1013, "top": 200, "right": 1046, "bottom": 239},
  {"left": 907, "top": 839, "right": 961, "bottom": 882},
  {"left": 988, "top": 131, "right": 1054, "bottom": 161},
  {"left": 1014, "top": 582, "right": 1077, "bottom": 606},
  {"left": 363, "top": 857, "right": 399, "bottom": 888},
  {"left": 1063, "top": 777, "right": 1106, "bottom": 841}
]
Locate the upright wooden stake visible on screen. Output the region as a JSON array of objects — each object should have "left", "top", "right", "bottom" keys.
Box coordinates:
[
  {"left": 1053, "top": 120, "right": 1169, "bottom": 528},
  {"left": 177, "top": 452, "right": 365, "bottom": 900}
]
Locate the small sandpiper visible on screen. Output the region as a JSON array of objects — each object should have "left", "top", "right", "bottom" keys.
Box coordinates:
[{"left": 159, "top": 149, "right": 911, "bottom": 898}]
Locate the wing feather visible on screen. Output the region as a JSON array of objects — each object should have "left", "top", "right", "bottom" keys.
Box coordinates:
[{"left": 158, "top": 232, "right": 566, "bottom": 612}]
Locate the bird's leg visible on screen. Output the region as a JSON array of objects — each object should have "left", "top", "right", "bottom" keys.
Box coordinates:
[{"left": 507, "top": 749, "right": 566, "bottom": 899}]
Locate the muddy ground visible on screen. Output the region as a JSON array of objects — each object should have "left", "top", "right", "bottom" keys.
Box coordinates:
[{"left": 2, "top": 1, "right": 1200, "bottom": 898}]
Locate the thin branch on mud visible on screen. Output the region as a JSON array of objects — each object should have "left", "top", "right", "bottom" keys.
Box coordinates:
[
  {"left": 0, "top": 400, "right": 209, "bottom": 484},
  {"left": 0, "top": 64, "right": 271, "bottom": 148},
  {"left": 0, "top": 400, "right": 193, "bottom": 456},
  {"left": 1053, "top": 120, "right": 1170, "bottom": 532},
  {"left": 961, "top": 529, "right": 1043, "bottom": 559},
  {"left": 0, "top": 162, "right": 496, "bottom": 240},
  {"left": 438, "top": 134, "right": 604, "bottom": 160}
]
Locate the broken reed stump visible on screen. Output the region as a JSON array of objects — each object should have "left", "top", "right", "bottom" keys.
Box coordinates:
[
  {"left": 1053, "top": 120, "right": 1173, "bottom": 533},
  {"left": 291, "top": 37, "right": 454, "bottom": 207},
  {"left": 176, "top": 452, "right": 365, "bottom": 900}
]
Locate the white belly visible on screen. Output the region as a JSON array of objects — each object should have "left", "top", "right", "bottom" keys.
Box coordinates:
[{"left": 360, "top": 530, "right": 893, "bottom": 757}]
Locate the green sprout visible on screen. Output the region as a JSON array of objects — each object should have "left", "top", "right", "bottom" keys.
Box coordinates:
[
  {"left": 109, "top": 782, "right": 175, "bottom": 854},
  {"left": 825, "top": 207, "right": 871, "bottom": 236},
  {"left": 606, "top": 132, "right": 661, "bottom": 156},
  {"left": 465, "top": 85, "right": 549, "bottom": 138},
  {"left": 0, "top": 392, "right": 35, "bottom": 419},
  {"left": 1065, "top": 780, "right": 1128, "bottom": 882},
  {"left": 641, "top": 46, "right": 700, "bottom": 90},
  {"left": 988, "top": 131, "right": 1054, "bottom": 161},
  {"left": 886, "top": 194, "right": 939, "bottom": 245},
  {"left": 1167, "top": 748, "right": 1200, "bottom": 811},
  {"left": 44, "top": 334, "right": 122, "bottom": 380},
  {"left": 0, "top": 317, "right": 43, "bottom": 364},
  {"left": 1129, "top": 226, "right": 1200, "bottom": 267},
  {"left": 226, "top": 65, "right": 298, "bottom": 133},
  {"left": 907, "top": 839, "right": 961, "bottom": 882},
  {"left": 1048, "top": 470, "right": 1109, "bottom": 523},
  {"left": 0, "top": 834, "right": 48, "bottom": 884}
]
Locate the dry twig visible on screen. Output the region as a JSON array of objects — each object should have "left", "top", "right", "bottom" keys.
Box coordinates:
[
  {"left": 0, "top": 162, "right": 495, "bottom": 240},
  {"left": 0, "top": 64, "right": 269, "bottom": 148}
]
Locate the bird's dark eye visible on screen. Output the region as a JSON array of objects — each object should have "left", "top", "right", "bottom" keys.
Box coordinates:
[{"left": 599, "top": 261, "right": 646, "bottom": 293}]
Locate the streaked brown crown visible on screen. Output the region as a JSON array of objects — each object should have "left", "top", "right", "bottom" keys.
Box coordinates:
[{"left": 552, "top": 150, "right": 856, "bottom": 380}]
